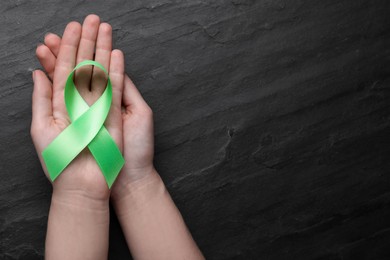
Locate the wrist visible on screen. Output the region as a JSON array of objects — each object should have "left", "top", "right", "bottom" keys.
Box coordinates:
[
  {"left": 52, "top": 187, "right": 110, "bottom": 211},
  {"left": 111, "top": 164, "right": 157, "bottom": 198},
  {"left": 50, "top": 165, "right": 112, "bottom": 202},
  {"left": 111, "top": 168, "right": 166, "bottom": 215}
]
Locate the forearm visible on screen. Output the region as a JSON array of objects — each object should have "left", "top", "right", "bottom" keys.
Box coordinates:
[
  {"left": 45, "top": 188, "right": 110, "bottom": 260},
  {"left": 112, "top": 169, "right": 204, "bottom": 260}
]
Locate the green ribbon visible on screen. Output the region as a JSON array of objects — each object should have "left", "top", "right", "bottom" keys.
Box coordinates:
[{"left": 42, "top": 60, "right": 125, "bottom": 188}]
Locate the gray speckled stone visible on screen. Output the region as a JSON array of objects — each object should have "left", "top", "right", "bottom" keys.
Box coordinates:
[{"left": 1, "top": 0, "right": 390, "bottom": 259}]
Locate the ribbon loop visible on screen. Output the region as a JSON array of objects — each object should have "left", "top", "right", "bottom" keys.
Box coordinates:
[{"left": 42, "top": 60, "right": 125, "bottom": 188}]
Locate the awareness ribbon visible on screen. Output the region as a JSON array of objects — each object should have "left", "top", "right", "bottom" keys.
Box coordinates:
[{"left": 42, "top": 60, "right": 125, "bottom": 188}]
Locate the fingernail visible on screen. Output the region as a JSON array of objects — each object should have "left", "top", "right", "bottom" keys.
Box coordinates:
[{"left": 32, "top": 70, "right": 36, "bottom": 82}]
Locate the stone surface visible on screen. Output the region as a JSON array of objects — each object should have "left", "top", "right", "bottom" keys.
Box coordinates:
[{"left": 1, "top": 0, "right": 390, "bottom": 259}]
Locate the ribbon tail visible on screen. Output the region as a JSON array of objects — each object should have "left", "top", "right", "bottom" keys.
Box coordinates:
[{"left": 88, "top": 127, "right": 125, "bottom": 188}]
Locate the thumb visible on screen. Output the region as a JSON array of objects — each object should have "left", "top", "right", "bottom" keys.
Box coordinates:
[{"left": 123, "top": 74, "right": 150, "bottom": 112}]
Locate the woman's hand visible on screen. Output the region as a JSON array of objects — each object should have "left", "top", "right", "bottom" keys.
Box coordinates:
[
  {"left": 32, "top": 15, "right": 125, "bottom": 201},
  {"left": 33, "top": 15, "right": 128, "bottom": 260}
]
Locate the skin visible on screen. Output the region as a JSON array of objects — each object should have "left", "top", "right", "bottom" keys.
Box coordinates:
[{"left": 33, "top": 14, "right": 204, "bottom": 259}]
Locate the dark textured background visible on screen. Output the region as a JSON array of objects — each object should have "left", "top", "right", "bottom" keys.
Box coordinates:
[{"left": 1, "top": 0, "right": 390, "bottom": 259}]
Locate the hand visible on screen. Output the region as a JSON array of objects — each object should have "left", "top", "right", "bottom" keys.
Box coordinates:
[
  {"left": 32, "top": 15, "right": 125, "bottom": 201},
  {"left": 35, "top": 16, "right": 155, "bottom": 200}
]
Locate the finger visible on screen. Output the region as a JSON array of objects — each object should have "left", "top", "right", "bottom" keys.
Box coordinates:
[
  {"left": 52, "top": 21, "right": 81, "bottom": 120},
  {"left": 36, "top": 44, "right": 56, "bottom": 80},
  {"left": 92, "top": 22, "right": 112, "bottom": 94},
  {"left": 75, "top": 14, "right": 100, "bottom": 96},
  {"left": 76, "top": 14, "right": 100, "bottom": 62},
  {"left": 32, "top": 70, "right": 53, "bottom": 126},
  {"left": 105, "top": 50, "right": 124, "bottom": 147},
  {"left": 44, "top": 33, "right": 61, "bottom": 57},
  {"left": 123, "top": 74, "right": 150, "bottom": 112}
]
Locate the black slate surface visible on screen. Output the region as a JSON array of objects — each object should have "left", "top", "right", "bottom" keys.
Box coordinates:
[{"left": 1, "top": 0, "right": 390, "bottom": 259}]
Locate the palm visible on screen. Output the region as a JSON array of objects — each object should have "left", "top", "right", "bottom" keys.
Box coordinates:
[{"left": 34, "top": 116, "right": 110, "bottom": 198}]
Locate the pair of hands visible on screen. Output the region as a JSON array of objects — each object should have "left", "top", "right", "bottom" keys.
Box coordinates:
[
  {"left": 32, "top": 15, "right": 205, "bottom": 260},
  {"left": 31, "top": 15, "right": 154, "bottom": 201}
]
